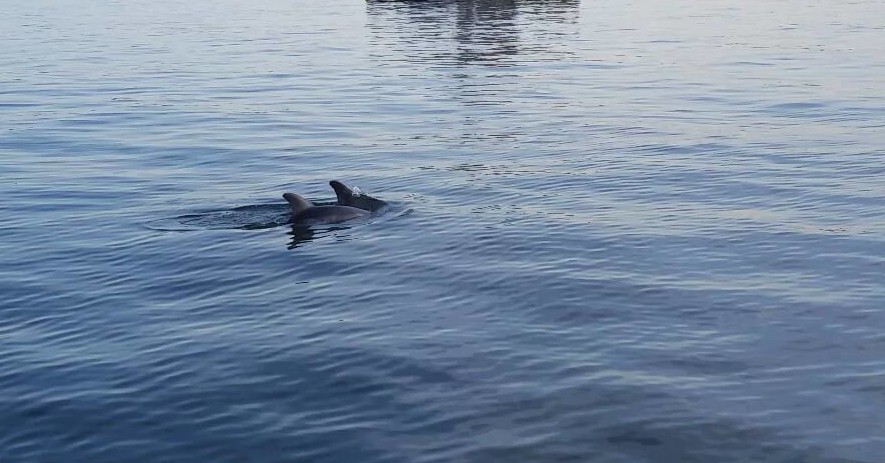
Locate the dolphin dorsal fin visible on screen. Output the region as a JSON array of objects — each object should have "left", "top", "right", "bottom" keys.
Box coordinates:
[
  {"left": 329, "top": 180, "right": 388, "bottom": 213},
  {"left": 282, "top": 192, "right": 313, "bottom": 214},
  {"left": 329, "top": 180, "right": 356, "bottom": 206}
]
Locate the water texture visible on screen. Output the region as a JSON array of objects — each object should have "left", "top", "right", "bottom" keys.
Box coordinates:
[{"left": 1, "top": 0, "right": 884, "bottom": 461}]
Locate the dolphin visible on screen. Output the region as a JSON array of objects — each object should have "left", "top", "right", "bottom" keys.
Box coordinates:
[
  {"left": 283, "top": 192, "right": 370, "bottom": 225},
  {"left": 329, "top": 180, "right": 389, "bottom": 212}
]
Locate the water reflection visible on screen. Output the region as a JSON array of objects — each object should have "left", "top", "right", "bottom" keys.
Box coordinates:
[
  {"left": 366, "top": 0, "right": 581, "bottom": 142},
  {"left": 287, "top": 224, "right": 318, "bottom": 249},
  {"left": 366, "top": 0, "right": 580, "bottom": 66}
]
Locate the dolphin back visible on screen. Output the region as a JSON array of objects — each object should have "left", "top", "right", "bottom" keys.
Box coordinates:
[{"left": 291, "top": 205, "right": 369, "bottom": 225}]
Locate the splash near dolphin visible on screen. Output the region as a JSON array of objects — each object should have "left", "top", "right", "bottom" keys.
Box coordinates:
[{"left": 283, "top": 180, "right": 389, "bottom": 225}]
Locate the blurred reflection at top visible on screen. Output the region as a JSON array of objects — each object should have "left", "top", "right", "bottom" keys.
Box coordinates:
[{"left": 366, "top": 0, "right": 580, "bottom": 67}]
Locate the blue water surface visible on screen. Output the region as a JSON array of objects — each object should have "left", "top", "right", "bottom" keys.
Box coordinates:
[{"left": 2, "top": 0, "right": 884, "bottom": 461}]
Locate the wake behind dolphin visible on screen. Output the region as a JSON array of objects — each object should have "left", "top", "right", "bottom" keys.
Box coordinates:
[{"left": 284, "top": 180, "right": 388, "bottom": 225}]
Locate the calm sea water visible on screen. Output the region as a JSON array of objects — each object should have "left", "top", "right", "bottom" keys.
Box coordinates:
[{"left": 2, "top": 0, "right": 884, "bottom": 461}]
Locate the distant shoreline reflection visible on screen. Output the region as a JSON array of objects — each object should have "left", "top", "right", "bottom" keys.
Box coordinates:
[{"left": 366, "top": 0, "right": 580, "bottom": 67}]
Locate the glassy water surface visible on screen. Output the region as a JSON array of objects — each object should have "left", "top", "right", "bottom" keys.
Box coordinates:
[{"left": 2, "top": 0, "right": 884, "bottom": 461}]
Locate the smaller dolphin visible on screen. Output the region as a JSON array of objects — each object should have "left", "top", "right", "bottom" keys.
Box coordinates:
[{"left": 283, "top": 192, "right": 370, "bottom": 225}]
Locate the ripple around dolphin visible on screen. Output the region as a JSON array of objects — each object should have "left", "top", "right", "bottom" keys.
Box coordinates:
[
  {"left": 144, "top": 199, "right": 410, "bottom": 249},
  {"left": 145, "top": 203, "right": 293, "bottom": 231}
]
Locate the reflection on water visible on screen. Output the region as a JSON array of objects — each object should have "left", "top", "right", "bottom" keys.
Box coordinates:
[
  {"left": 366, "top": 0, "right": 581, "bottom": 144},
  {"left": 286, "top": 224, "right": 361, "bottom": 249},
  {"left": 366, "top": 0, "right": 580, "bottom": 66},
  {"left": 286, "top": 224, "right": 319, "bottom": 249},
  {"left": 287, "top": 225, "right": 317, "bottom": 249}
]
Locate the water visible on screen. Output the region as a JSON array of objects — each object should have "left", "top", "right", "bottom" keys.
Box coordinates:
[{"left": 2, "top": 0, "right": 884, "bottom": 461}]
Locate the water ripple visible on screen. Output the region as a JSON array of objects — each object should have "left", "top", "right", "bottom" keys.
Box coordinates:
[{"left": 2, "top": 0, "right": 885, "bottom": 461}]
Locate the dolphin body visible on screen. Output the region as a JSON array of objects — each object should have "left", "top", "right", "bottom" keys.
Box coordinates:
[{"left": 283, "top": 180, "right": 387, "bottom": 225}]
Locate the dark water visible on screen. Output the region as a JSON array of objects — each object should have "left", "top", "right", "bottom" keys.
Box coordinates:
[{"left": 2, "top": 0, "right": 884, "bottom": 461}]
